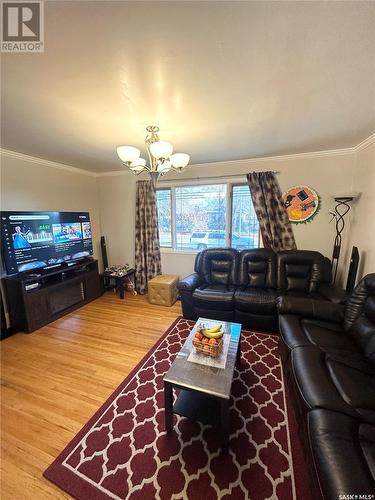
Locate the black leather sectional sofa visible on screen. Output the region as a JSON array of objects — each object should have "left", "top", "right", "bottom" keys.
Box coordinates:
[
  {"left": 278, "top": 274, "right": 375, "bottom": 499},
  {"left": 178, "top": 248, "right": 346, "bottom": 331}
]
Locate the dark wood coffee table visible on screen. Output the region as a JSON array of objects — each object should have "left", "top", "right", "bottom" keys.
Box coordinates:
[{"left": 163, "top": 318, "right": 242, "bottom": 453}]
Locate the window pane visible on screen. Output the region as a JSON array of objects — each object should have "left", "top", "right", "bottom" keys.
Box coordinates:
[
  {"left": 231, "top": 184, "right": 259, "bottom": 249},
  {"left": 175, "top": 184, "right": 227, "bottom": 251},
  {"left": 156, "top": 189, "right": 172, "bottom": 247}
]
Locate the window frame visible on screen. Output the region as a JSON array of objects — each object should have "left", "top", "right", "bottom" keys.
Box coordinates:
[
  {"left": 157, "top": 180, "right": 260, "bottom": 254},
  {"left": 230, "top": 182, "right": 260, "bottom": 250},
  {"left": 156, "top": 187, "right": 173, "bottom": 249}
]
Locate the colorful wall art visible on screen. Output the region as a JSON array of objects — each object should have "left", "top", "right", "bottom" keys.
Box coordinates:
[{"left": 282, "top": 185, "right": 321, "bottom": 224}]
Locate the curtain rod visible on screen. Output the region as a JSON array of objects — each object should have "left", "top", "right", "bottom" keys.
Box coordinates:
[{"left": 158, "top": 171, "right": 280, "bottom": 182}]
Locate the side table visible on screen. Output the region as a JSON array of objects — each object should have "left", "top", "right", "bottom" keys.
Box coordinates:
[{"left": 100, "top": 269, "right": 136, "bottom": 299}]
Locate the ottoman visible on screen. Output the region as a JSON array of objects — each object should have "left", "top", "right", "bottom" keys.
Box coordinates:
[{"left": 148, "top": 275, "right": 179, "bottom": 306}]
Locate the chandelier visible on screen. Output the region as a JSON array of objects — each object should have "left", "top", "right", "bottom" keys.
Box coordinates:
[{"left": 116, "top": 125, "right": 190, "bottom": 186}]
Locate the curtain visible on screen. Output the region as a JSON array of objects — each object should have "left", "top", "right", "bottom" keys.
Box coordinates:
[
  {"left": 247, "top": 171, "right": 297, "bottom": 251},
  {"left": 135, "top": 180, "right": 162, "bottom": 294}
]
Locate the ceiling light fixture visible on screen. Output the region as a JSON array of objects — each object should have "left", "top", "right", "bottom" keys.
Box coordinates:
[{"left": 116, "top": 125, "right": 190, "bottom": 186}]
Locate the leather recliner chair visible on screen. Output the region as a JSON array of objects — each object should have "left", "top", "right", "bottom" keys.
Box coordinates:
[
  {"left": 178, "top": 248, "right": 346, "bottom": 331},
  {"left": 234, "top": 249, "right": 278, "bottom": 331},
  {"left": 179, "top": 248, "right": 239, "bottom": 322},
  {"left": 277, "top": 273, "right": 375, "bottom": 499}
]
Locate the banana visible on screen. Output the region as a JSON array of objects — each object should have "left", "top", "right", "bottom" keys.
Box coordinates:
[
  {"left": 205, "top": 324, "right": 222, "bottom": 334},
  {"left": 202, "top": 329, "right": 224, "bottom": 339}
]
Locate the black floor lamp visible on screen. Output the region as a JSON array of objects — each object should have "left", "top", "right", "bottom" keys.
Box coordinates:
[{"left": 330, "top": 194, "right": 359, "bottom": 284}]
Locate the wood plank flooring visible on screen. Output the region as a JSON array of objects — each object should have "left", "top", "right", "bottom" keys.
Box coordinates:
[{"left": 1, "top": 292, "right": 182, "bottom": 499}]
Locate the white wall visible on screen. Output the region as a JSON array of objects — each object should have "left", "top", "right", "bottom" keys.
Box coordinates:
[
  {"left": 97, "top": 174, "right": 136, "bottom": 267},
  {"left": 345, "top": 142, "right": 375, "bottom": 280},
  {"left": 96, "top": 151, "right": 357, "bottom": 282},
  {"left": 2, "top": 141, "right": 373, "bottom": 289},
  {"left": 0, "top": 155, "right": 102, "bottom": 260}
]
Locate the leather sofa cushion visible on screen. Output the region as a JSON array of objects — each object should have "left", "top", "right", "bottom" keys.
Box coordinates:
[
  {"left": 277, "top": 250, "right": 326, "bottom": 293},
  {"left": 237, "top": 249, "right": 276, "bottom": 288},
  {"left": 279, "top": 316, "right": 351, "bottom": 352},
  {"left": 279, "top": 315, "right": 312, "bottom": 350},
  {"left": 349, "top": 314, "right": 375, "bottom": 365},
  {"left": 308, "top": 410, "right": 375, "bottom": 498},
  {"left": 291, "top": 346, "right": 357, "bottom": 417},
  {"left": 365, "top": 295, "right": 375, "bottom": 323},
  {"left": 201, "top": 249, "right": 238, "bottom": 285},
  {"left": 234, "top": 287, "right": 277, "bottom": 314},
  {"left": 192, "top": 284, "right": 235, "bottom": 311},
  {"left": 279, "top": 290, "right": 322, "bottom": 300},
  {"left": 344, "top": 274, "right": 375, "bottom": 364},
  {"left": 285, "top": 264, "right": 310, "bottom": 292},
  {"left": 235, "top": 310, "right": 278, "bottom": 333},
  {"left": 326, "top": 354, "right": 375, "bottom": 420},
  {"left": 292, "top": 346, "right": 375, "bottom": 423},
  {"left": 246, "top": 260, "right": 268, "bottom": 288},
  {"left": 344, "top": 273, "right": 375, "bottom": 330},
  {"left": 302, "top": 319, "right": 358, "bottom": 351}
]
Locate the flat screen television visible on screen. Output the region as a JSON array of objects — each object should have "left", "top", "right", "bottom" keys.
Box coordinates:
[{"left": 1, "top": 211, "right": 93, "bottom": 275}]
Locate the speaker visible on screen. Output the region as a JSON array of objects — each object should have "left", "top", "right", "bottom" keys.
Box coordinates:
[
  {"left": 346, "top": 246, "right": 359, "bottom": 293},
  {"left": 101, "top": 236, "right": 109, "bottom": 270}
]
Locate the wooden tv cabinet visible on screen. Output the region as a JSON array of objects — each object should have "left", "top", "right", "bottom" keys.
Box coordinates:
[{"left": 2, "top": 259, "right": 101, "bottom": 333}]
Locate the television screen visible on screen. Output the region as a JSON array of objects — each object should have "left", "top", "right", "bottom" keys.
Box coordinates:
[{"left": 1, "top": 211, "right": 93, "bottom": 275}]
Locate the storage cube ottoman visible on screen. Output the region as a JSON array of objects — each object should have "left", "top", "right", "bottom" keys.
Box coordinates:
[{"left": 148, "top": 275, "right": 179, "bottom": 306}]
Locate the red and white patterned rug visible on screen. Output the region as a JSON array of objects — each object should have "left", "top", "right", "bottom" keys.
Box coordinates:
[{"left": 44, "top": 317, "right": 312, "bottom": 500}]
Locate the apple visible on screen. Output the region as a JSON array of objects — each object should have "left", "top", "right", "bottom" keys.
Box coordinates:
[{"left": 195, "top": 331, "right": 203, "bottom": 341}]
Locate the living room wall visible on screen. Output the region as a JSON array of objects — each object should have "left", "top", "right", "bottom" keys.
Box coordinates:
[
  {"left": 1, "top": 138, "right": 373, "bottom": 288},
  {"left": 0, "top": 153, "right": 102, "bottom": 260},
  {"left": 97, "top": 149, "right": 358, "bottom": 284},
  {"left": 345, "top": 141, "right": 375, "bottom": 279}
]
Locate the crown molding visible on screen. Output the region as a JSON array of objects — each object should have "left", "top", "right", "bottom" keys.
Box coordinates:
[
  {"left": 95, "top": 169, "right": 132, "bottom": 178},
  {"left": 353, "top": 132, "right": 375, "bottom": 153},
  {"left": 96, "top": 145, "right": 357, "bottom": 178},
  {"left": 0, "top": 148, "right": 96, "bottom": 177},
  {"left": 1, "top": 132, "right": 374, "bottom": 179},
  {"left": 182, "top": 146, "right": 356, "bottom": 171}
]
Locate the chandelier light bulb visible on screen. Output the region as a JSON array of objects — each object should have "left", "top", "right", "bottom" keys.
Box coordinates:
[
  {"left": 170, "top": 153, "right": 190, "bottom": 169},
  {"left": 157, "top": 160, "right": 172, "bottom": 173},
  {"left": 117, "top": 146, "right": 141, "bottom": 163},
  {"left": 149, "top": 141, "right": 173, "bottom": 160},
  {"left": 130, "top": 158, "right": 146, "bottom": 167}
]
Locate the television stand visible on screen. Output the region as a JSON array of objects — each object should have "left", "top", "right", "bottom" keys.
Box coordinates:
[{"left": 2, "top": 259, "right": 101, "bottom": 333}]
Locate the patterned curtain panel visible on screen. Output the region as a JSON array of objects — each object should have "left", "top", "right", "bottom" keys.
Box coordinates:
[
  {"left": 135, "top": 180, "right": 162, "bottom": 294},
  {"left": 247, "top": 171, "right": 297, "bottom": 251}
]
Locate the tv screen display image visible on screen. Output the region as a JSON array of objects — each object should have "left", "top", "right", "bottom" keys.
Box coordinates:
[{"left": 1, "top": 211, "right": 93, "bottom": 275}]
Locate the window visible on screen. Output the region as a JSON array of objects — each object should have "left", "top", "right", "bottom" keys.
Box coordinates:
[
  {"left": 231, "top": 184, "right": 260, "bottom": 249},
  {"left": 156, "top": 188, "right": 172, "bottom": 247},
  {"left": 157, "top": 183, "right": 259, "bottom": 251},
  {"left": 175, "top": 184, "right": 226, "bottom": 250}
]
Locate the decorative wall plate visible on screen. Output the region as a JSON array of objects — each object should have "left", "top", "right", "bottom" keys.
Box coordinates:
[{"left": 282, "top": 185, "right": 321, "bottom": 224}]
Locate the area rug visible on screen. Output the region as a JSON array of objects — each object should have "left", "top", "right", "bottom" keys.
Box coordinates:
[{"left": 44, "top": 317, "right": 312, "bottom": 500}]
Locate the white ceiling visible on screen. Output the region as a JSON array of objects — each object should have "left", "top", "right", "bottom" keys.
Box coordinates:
[{"left": 1, "top": 1, "right": 375, "bottom": 172}]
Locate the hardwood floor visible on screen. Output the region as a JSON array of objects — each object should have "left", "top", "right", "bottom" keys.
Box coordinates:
[{"left": 1, "top": 292, "right": 182, "bottom": 499}]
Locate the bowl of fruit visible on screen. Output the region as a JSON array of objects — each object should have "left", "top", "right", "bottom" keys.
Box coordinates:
[{"left": 193, "top": 323, "right": 224, "bottom": 358}]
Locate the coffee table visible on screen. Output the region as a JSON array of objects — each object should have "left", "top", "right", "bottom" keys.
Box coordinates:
[{"left": 163, "top": 318, "right": 242, "bottom": 453}]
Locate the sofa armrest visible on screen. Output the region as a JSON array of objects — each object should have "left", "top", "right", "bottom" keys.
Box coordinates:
[
  {"left": 318, "top": 284, "right": 348, "bottom": 305},
  {"left": 277, "top": 296, "right": 345, "bottom": 323},
  {"left": 177, "top": 273, "right": 204, "bottom": 292}
]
